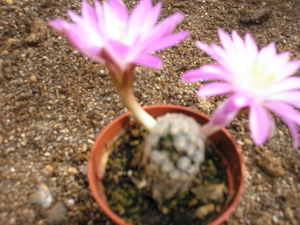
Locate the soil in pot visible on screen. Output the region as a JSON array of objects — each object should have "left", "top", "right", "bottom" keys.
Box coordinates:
[{"left": 102, "top": 118, "right": 232, "bottom": 225}]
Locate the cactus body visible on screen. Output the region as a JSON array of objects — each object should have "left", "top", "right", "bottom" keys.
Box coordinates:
[{"left": 140, "top": 113, "right": 206, "bottom": 206}]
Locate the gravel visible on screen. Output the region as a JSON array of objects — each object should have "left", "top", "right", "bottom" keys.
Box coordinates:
[{"left": 1, "top": 0, "right": 300, "bottom": 224}]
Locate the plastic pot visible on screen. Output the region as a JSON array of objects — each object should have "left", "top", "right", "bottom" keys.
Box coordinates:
[{"left": 88, "top": 104, "right": 246, "bottom": 225}]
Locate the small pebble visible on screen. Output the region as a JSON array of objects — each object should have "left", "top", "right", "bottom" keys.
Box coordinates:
[
  {"left": 191, "top": 183, "right": 226, "bottom": 201},
  {"left": 284, "top": 206, "right": 296, "bottom": 224},
  {"left": 188, "top": 198, "right": 198, "bottom": 207},
  {"left": 87, "top": 220, "right": 94, "bottom": 225},
  {"left": 272, "top": 215, "right": 279, "bottom": 223},
  {"left": 30, "top": 75, "right": 37, "bottom": 82},
  {"left": 256, "top": 185, "right": 263, "bottom": 192},
  {"left": 63, "top": 198, "right": 75, "bottom": 209},
  {"left": 194, "top": 203, "right": 215, "bottom": 219},
  {"left": 46, "top": 202, "right": 67, "bottom": 225},
  {"left": 162, "top": 206, "right": 169, "bottom": 214},
  {"left": 234, "top": 206, "right": 245, "bottom": 219},
  {"left": 67, "top": 199, "right": 75, "bottom": 206},
  {"left": 81, "top": 143, "right": 88, "bottom": 152},
  {"left": 68, "top": 167, "right": 78, "bottom": 175},
  {"left": 30, "top": 183, "right": 53, "bottom": 209},
  {"left": 256, "top": 149, "right": 286, "bottom": 177},
  {"left": 44, "top": 165, "right": 54, "bottom": 176},
  {"left": 237, "top": 140, "right": 244, "bottom": 146},
  {"left": 244, "top": 138, "right": 253, "bottom": 145},
  {"left": 278, "top": 130, "right": 284, "bottom": 136}
]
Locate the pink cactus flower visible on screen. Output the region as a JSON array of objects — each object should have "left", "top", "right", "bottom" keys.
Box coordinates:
[
  {"left": 49, "top": 0, "right": 189, "bottom": 84},
  {"left": 49, "top": 0, "right": 189, "bottom": 131},
  {"left": 182, "top": 28, "right": 300, "bottom": 147}
]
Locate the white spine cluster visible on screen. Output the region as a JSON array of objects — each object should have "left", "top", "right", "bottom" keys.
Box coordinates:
[{"left": 140, "top": 113, "right": 206, "bottom": 206}]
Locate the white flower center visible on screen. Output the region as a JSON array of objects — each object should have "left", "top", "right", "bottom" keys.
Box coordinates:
[
  {"left": 236, "top": 60, "right": 280, "bottom": 100},
  {"left": 108, "top": 20, "right": 128, "bottom": 45},
  {"left": 251, "top": 61, "right": 275, "bottom": 89}
]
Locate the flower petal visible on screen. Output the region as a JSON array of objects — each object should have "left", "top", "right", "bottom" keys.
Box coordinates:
[
  {"left": 195, "top": 41, "right": 214, "bottom": 57},
  {"left": 133, "top": 55, "right": 162, "bottom": 69},
  {"left": 264, "top": 102, "right": 300, "bottom": 148},
  {"left": 64, "top": 7, "right": 104, "bottom": 48},
  {"left": 143, "top": 12, "right": 185, "bottom": 52},
  {"left": 81, "top": 1, "right": 98, "bottom": 26},
  {"left": 210, "top": 94, "right": 250, "bottom": 127},
  {"left": 101, "top": 40, "right": 130, "bottom": 73},
  {"left": 126, "top": 0, "right": 152, "bottom": 42},
  {"left": 147, "top": 31, "right": 189, "bottom": 52},
  {"left": 264, "top": 77, "right": 300, "bottom": 96},
  {"left": 285, "top": 119, "right": 299, "bottom": 148},
  {"left": 257, "top": 42, "right": 277, "bottom": 63},
  {"left": 218, "top": 28, "right": 234, "bottom": 54},
  {"left": 196, "top": 41, "right": 228, "bottom": 65},
  {"left": 49, "top": 20, "right": 104, "bottom": 62},
  {"left": 275, "top": 59, "right": 300, "bottom": 81},
  {"left": 94, "top": 1, "right": 107, "bottom": 39},
  {"left": 107, "top": 0, "right": 128, "bottom": 22},
  {"left": 244, "top": 32, "right": 258, "bottom": 64},
  {"left": 267, "top": 91, "right": 300, "bottom": 108},
  {"left": 197, "top": 82, "right": 234, "bottom": 97},
  {"left": 181, "top": 65, "right": 230, "bottom": 82},
  {"left": 48, "top": 18, "right": 71, "bottom": 33},
  {"left": 264, "top": 101, "right": 300, "bottom": 125},
  {"left": 141, "top": 2, "right": 162, "bottom": 35},
  {"left": 249, "top": 104, "right": 271, "bottom": 145},
  {"left": 231, "top": 30, "right": 246, "bottom": 58},
  {"left": 67, "top": 9, "right": 82, "bottom": 23}
]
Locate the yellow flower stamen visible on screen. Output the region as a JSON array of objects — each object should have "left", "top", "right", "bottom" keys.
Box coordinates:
[{"left": 252, "top": 61, "right": 275, "bottom": 88}]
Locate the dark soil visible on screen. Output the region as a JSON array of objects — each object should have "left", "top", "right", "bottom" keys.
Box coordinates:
[
  {"left": 1, "top": 0, "right": 300, "bottom": 225},
  {"left": 103, "top": 120, "right": 228, "bottom": 225}
]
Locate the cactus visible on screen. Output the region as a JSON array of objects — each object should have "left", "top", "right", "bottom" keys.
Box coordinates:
[{"left": 140, "top": 113, "right": 206, "bottom": 207}]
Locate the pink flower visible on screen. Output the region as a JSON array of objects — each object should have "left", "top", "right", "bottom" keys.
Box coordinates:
[
  {"left": 49, "top": 0, "right": 189, "bottom": 82},
  {"left": 181, "top": 28, "right": 300, "bottom": 147}
]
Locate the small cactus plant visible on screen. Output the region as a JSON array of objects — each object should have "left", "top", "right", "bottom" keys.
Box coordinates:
[{"left": 140, "top": 113, "right": 206, "bottom": 207}]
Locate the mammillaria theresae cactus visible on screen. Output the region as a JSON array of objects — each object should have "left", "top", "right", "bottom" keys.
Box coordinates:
[
  {"left": 49, "top": 0, "right": 300, "bottom": 215},
  {"left": 140, "top": 113, "right": 205, "bottom": 207}
]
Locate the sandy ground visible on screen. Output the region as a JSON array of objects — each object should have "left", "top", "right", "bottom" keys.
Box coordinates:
[{"left": 1, "top": 0, "right": 300, "bottom": 224}]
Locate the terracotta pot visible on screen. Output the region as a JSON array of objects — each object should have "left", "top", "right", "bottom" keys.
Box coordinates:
[{"left": 88, "top": 104, "right": 246, "bottom": 225}]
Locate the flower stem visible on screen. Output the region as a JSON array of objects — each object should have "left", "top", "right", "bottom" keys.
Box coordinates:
[
  {"left": 119, "top": 87, "right": 157, "bottom": 131},
  {"left": 200, "top": 122, "right": 221, "bottom": 138},
  {"left": 110, "top": 68, "right": 157, "bottom": 131}
]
